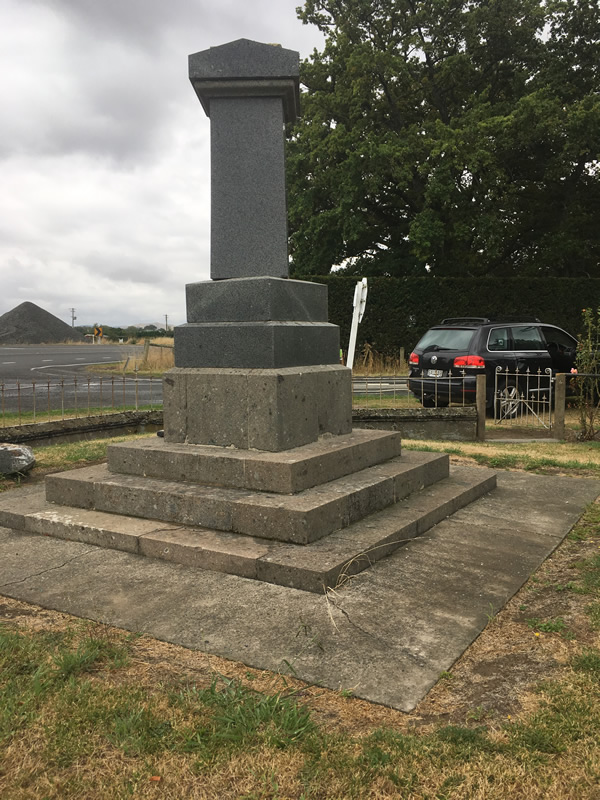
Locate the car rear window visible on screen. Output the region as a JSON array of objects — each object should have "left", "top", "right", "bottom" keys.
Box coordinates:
[{"left": 415, "top": 328, "right": 475, "bottom": 351}]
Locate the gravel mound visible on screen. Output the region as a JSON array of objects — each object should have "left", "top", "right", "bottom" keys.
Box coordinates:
[{"left": 0, "top": 302, "right": 85, "bottom": 344}]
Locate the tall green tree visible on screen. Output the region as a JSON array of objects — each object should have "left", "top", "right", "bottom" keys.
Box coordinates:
[{"left": 287, "top": 0, "right": 600, "bottom": 278}]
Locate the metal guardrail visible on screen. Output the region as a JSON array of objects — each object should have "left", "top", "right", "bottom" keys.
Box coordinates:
[
  {"left": 1, "top": 375, "right": 163, "bottom": 428},
  {"left": 351, "top": 374, "right": 472, "bottom": 409}
]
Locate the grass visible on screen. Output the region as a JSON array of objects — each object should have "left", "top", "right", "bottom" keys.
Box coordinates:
[
  {"left": 402, "top": 438, "right": 600, "bottom": 476},
  {"left": 0, "top": 402, "right": 160, "bottom": 429},
  {"left": 1, "top": 609, "right": 599, "bottom": 798},
  {"left": 1, "top": 434, "right": 600, "bottom": 796},
  {"left": 352, "top": 393, "right": 423, "bottom": 409},
  {"left": 93, "top": 337, "right": 175, "bottom": 375},
  {"left": 0, "top": 433, "right": 150, "bottom": 491}
]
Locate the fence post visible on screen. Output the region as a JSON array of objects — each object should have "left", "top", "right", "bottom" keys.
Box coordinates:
[
  {"left": 554, "top": 373, "right": 566, "bottom": 440},
  {"left": 476, "top": 373, "right": 486, "bottom": 441}
]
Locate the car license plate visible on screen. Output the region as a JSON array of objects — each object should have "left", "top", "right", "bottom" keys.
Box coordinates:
[{"left": 427, "top": 369, "right": 444, "bottom": 378}]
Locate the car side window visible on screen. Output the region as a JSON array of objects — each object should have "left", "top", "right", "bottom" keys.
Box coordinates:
[
  {"left": 511, "top": 325, "right": 545, "bottom": 350},
  {"left": 487, "top": 327, "right": 509, "bottom": 351},
  {"left": 541, "top": 326, "right": 576, "bottom": 351}
]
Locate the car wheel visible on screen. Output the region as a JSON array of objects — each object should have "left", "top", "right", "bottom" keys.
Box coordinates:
[
  {"left": 496, "top": 381, "right": 521, "bottom": 419},
  {"left": 421, "top": 395, "right": 449, "bottom": 409}
]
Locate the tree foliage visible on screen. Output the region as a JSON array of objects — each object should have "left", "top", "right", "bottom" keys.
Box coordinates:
[{"left": 287, "top": 0, "right": 600, "bottom": 278}]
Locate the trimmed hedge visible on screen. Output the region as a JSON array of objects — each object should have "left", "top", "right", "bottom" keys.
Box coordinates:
[{"left": 308, "top": 276, "right": 599, "bottom": 357}]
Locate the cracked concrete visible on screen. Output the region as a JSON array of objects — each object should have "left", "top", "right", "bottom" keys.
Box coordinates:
[{"left": 1, "top": 469, "right": 598, "bottom": 711}]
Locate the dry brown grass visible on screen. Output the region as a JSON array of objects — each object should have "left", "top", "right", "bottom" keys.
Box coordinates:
[
  {"left": 1, "top": 438, "right": 600, "bottom": 798},
  {"left": 351, "top": 343, "right": 409, "bottom": 376},
  {"left": 120, "top": 338, "right": 174, "bottom": 374},
  {"left": 2, "top": 498, "right": 600, "bottom": 799}
]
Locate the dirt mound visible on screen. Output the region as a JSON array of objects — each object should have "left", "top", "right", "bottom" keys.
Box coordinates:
[{"left": 0, "top": 302, "right": 85, "bottom": 344}]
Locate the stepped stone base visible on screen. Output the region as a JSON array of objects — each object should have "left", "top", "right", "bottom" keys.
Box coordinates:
[
  {"left": 0, "top": 412, "right": 497, "bottom": 590},
  {"left": 45, "top": 450, "right": 450, "bottom": 545},
  {"left": 107, "top": 429, "right": 403, "bottom": 494},
  {"left": 0, "top": 458, "right": 496, "bottom": 593}
]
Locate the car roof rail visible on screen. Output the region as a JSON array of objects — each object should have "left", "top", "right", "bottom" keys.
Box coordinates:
[
  {"left": 488, "top": 316, "right": 542, "bottom": 323},
  {"left": 439, "top": 317, "right": 491, "bottom": 326}
]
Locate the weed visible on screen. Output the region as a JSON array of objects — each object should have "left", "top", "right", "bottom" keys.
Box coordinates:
[
  {"left": 435, "top": 725, "right": 495, "bottom": 758},
  {"left": 586, "top": 601, "right": 600, "bottom": 629},
  {"left": 179, "top": 676, "right": 316, "bottom": 750},
  {"left": 466, "top": 705, "right": 487, "bottom": 722},
  {"left": 485, "top": 602, "right": 497, "bottom": 624},
  {"left": 572, "top": 648, "right": 600, "bottom": 675},
  {"left": 526, "top": 617, "right": 569, "bottom": 634},
  {"left": 109, "top": 708, "right": 176, "bottom": 756},
  {"left": 572, "top": 307, "right": 600, "bottom": 440}
]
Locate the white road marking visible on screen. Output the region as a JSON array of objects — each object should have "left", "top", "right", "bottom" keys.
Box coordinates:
[
  {"left": 2, "top": 361, "right": 16, "bottom": 364},
  {"left": 30, "top": 361, "right": 121, "bottom": 370}
]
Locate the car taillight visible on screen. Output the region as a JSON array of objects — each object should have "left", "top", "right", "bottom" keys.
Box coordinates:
[
  {"left": 453, "top": 355, "right": 485, "bottom": 367},
  {"left": 409, "top": 351, "right": 419, "bottom": 365}
]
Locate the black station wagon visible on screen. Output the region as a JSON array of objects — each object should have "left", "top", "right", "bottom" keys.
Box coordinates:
[{"left": 408, "top": 317, "right": 577, "bottom": 412}]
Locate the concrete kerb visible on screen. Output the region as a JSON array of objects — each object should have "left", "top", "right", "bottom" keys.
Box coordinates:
[{"left": 1, "top": 469, "right": 597, "bottom": 712}]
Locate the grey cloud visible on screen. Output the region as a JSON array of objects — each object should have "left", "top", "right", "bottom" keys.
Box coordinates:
[{"left": 25, "top": 0, "right": 195, "bottom": 49}]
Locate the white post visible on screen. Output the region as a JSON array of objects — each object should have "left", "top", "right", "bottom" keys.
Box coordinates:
[{"left": 346, "top": 278, "right": 368, "bottom": 370}]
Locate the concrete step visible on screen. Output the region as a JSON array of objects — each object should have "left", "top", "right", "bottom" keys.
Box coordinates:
[
  {"left": 107, "top": 429, "right": 403, "bottom": 494},
  {"left": 45, "top": 450, "right": 450, "bottom": 545},
  {"left": 0, "top": 466, "right": 497, "bottom": 593}
]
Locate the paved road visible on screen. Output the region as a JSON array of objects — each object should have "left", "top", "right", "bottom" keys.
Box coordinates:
[
  {"left": 0, "top": 344, "right": 161, "bottom": 416},
  {"left": 0, "top": 344, "right": 141, "bottom": 380},
  {"left": 0, "top": 347, "right": 409, "bottom": 415}
]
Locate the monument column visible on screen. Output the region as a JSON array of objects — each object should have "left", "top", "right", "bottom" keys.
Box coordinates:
[{"left": 164, "top": 39, "right": 351, "bottom": 451}]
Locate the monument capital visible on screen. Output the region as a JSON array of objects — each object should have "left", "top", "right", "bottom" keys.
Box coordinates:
[{"left": 189, "top": 38, "right": 300, "bottom": 123}]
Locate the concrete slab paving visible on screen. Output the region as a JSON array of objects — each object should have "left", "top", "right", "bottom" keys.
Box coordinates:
[{"left": 0, "top": 469, "right": 598, "bottom": 712}]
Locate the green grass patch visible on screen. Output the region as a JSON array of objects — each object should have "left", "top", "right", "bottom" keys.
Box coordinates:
[
  {"left": 402, "top": 440, "right": 600, "bottom": 475},
  {"left": 0, "top": 403, "right": 160, "bottom": 428},
  {"left": 526, "top": 617, "right": 569, "bottom": 634},
  {"left": 2, "top": 618, "right": 600, "bottom": 798},
  {"left": 568, "top": 502, "right": 600, "bottom": 540}
]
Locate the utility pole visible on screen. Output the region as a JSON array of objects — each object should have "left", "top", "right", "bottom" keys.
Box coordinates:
[
  {"left": 164, "top": 314, "right": 169, "bottom": 332},
  {"left": 69, "top": 308, "right": 77, "bottom": 328}
]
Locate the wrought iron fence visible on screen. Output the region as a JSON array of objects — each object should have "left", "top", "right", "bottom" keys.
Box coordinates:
[
  {"left": 0, "top": 375, "right": 163, "bottom": 428},
  {"left": 493, "top": 366, "right": 553, "bottom": 428}
]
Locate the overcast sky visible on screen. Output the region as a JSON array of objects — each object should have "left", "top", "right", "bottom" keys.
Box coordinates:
[{"left": 0, "top": 0, "right": 324, "bottom": 328}]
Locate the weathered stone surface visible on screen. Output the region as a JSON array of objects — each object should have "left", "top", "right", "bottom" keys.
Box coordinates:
[
  {"left": 162, "top": 366, "right": 352, "bottom": 451},
  {"left": 107, "top": 429, "right": 402, "bottom": 494},
  {"left": 174, "top": 321, "right": 340, "bottom": 369},
  {"left": 189, "top": 38, "right": 300, "bottom": 120},
  {"left": 1, "top": 463, "right": 497, "bottom": 593},
  {"left": 45, "top": 452, "right": 453, "bottom": 545},
  {"left": 189, "top": 39, "right": 300, "bottom": 83},
  {"left": 185, "top": 277, "right": 328, "bottom": 323},
  {"left": 0, "top": 443, "right": 35, "bottom": 475},
  {"left": 353, "top": 407, "right": 478, "bottom": 442}
]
